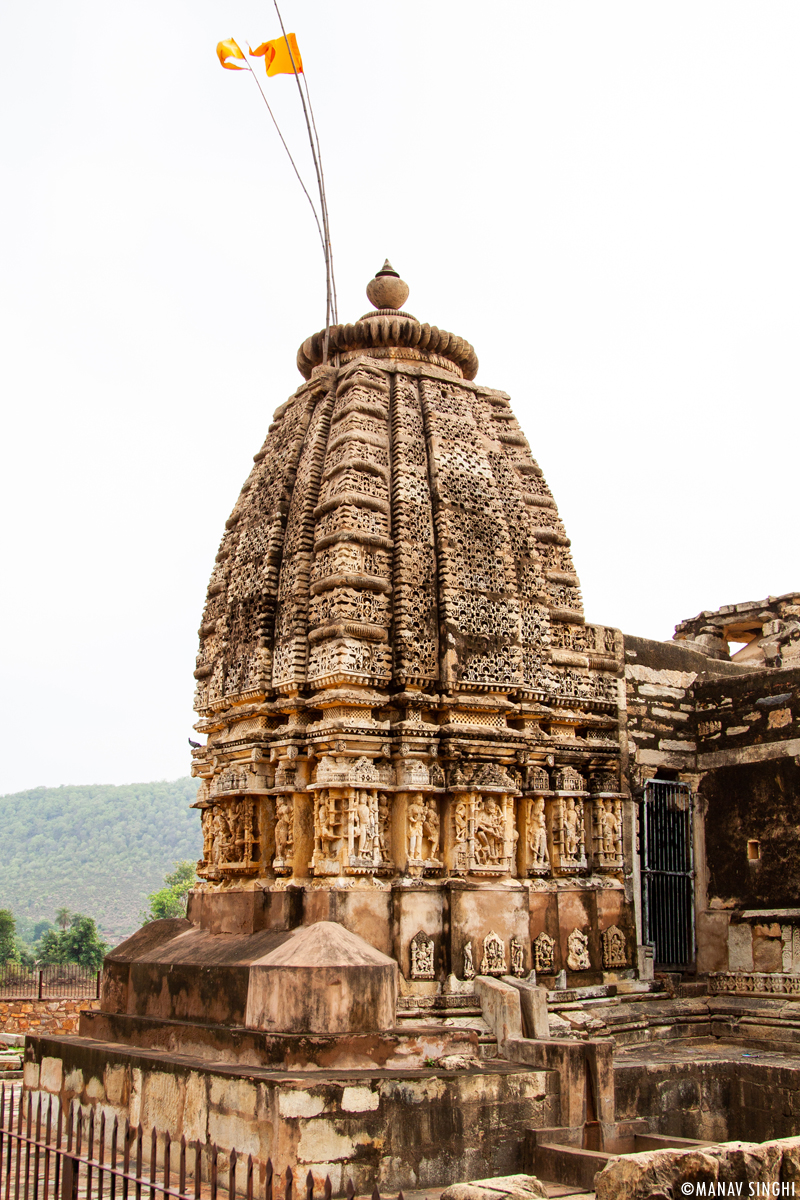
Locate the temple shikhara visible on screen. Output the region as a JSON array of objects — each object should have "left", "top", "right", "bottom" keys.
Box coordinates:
[
  {"left": 19, "top": 264, "right": 800, "bottom": 1196},
  {"left": 187, "top": 261, "right": 630, "bottom": 983}
]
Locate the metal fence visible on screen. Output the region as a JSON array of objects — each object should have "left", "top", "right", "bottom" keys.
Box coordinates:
[
  {"left": 0, "top": 967, "right": 100, "bottom": 1001},
  {"left": 0, "top": 1085, "right": 411, "bottom": 1200}
]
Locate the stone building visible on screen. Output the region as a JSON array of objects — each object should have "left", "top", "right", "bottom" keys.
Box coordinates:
[
  {"left": 20, "top": 267, "right": 800, "bottom": 1191},
  {"left": 622, "top": 591, "right": 800, "bottom": 985},
  {"left": 184, "top": 260, "right": 633, "bottom": 989}
]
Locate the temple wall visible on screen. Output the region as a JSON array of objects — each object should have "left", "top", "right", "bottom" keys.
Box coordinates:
[{"left": 623, "top": 633, "right": 800, "bottom": 982}]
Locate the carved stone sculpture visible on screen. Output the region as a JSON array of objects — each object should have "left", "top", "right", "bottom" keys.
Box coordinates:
[
  {"left": 510, "top": 937, "right": 525, "bottom": 977},
  {"left": 557, "top": 796, "right": 587, "bottom": 873},
  {"left": 409, "top": 930, "right": 435, "bottom": 980},
  {"left": 422, "top": 798, "right": 440, "bottom": 859},
  {"left": 601, "top": 924, "right": 627, "bottom": 969},
  {"left": 528, "top": 796, "right": 550, "bottom": 874},
  {"left": 463, "top": 942, "right": 475, "bottom": 980},
  {"left": 593, "top": 798, "right": 623, "bottom": 871},
  {"left": 407, "top": 794, "right": 426, "bottom": 861},
  {"left": 534, "top": 931, "right": 555, "bottom": 972},
  {"left": 273, "top": 797, "right": 293, "bottom": 870},
  {"left": 567, "top": 928, "right": 591, "bottom": 971},
  {"left": 481, "top": 931, "right": 506, "bottom": 976}
]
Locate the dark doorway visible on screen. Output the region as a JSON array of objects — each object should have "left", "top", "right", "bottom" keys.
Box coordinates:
[{"left": 641, "top": 780, "right": 695, "bottom": 969}]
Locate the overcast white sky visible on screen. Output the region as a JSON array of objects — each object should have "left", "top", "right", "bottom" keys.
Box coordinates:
[{"left": 1, "top": 2, "right": 797, "bottom": 795}]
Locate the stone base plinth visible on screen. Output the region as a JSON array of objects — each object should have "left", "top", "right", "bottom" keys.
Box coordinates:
[
  {"left": 23, "top": 1034, "right": 560, "bottom": 1193},
  {"left": 79, "top": 1009, "right": 479, "bottom": 1072}
]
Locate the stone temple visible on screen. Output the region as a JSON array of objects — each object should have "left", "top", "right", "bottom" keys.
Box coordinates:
[
  {"left": 185, "top": 259, "right": 629, "bottom": 982},
  {"left": 22, "top": 264, "right": 800, "bottom": 1197}
]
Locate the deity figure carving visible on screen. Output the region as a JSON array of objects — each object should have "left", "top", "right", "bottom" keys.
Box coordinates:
[
  {"left": 481, "top": 931, "right": 506, "bottom": 976},
  {"left": 601, "top": 924, "right": 627, "bottom": 969},
  {"left": 422, "top": 798, "right": 440, "bottom": 859},
  {"left": 352, "top": 791, "right": 376, "bottom": 859},
  {"left": 453, "top": 798, "right": 469, "bottom": 872},
  {"left": 201, "top": 808, "right": 214, "bottom": 864},
  {"left": 556, "top": 796, "right": 587, "bottom": 873},
  {"left": 312, "top": 790, "right": 343, "bottom": 872},
  {"left": 510, "top": 936, "right": 525, "bottom": 977},
  {"left": 409, "top": 930, "right": 435, "bottom": 979},
  {"left": 534, "top": 931, "right": 555, "bottom": 972},
  {"left": 463, "top": 942, "right": 475, "bottom": 980},
  {"left": 407, "top": 793, "right": 426, "bottom": 860},
  {"left": 429, "top": 763, "right": 445, "bottom": 788},
  {"left": 567, "top": 927, "right": 591, "bottom": 971},
  {"left": 199, "top": 798, "right": 259, "bottom": 876},
  {"left": 594, "top": 798, "right": 623, "bottom": 869},
  {"left": 273, "top": 797, "right": 294, "bottom": 868},
  {"left": 407, "top": 794, "right": 441, "bottom": 866},
  {"left": 528, "top": 796, "right": 550, "bottom": 874},
  {"left": 377, "top": 792, "right": 390, "bottom": 860},
  {"left": 474, "top": 797, "right": 505, "bottom": 865}
]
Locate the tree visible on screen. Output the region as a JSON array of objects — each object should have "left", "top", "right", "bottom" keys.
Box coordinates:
[
  {"left": 141, "top": 860, "right": 197, "bottom": 923},
  {"left": 60, "top": 916, "right": 106, "bottom": 970},
  {"left": 0, "top": 909, "right": 19, "bottom": 965},
  {"left": 32, "top": 920, "right": 53, "bottom": 942},
  {"left": 38, "top": 912, "right": 107, "bottom": 970},
  {"left": 56, "top": 907, "right": 71, "bottom": 931}
]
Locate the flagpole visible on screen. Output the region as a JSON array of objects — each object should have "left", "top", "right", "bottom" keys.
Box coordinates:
[
  {"left": 271, "top": 1, "right": 336, "bottom": 362},
  {"left": 243, "top": 63, "right": 326, "bottom": 259},
  {"left": 301, "top": 72, "right": 338, "bottom": 324}
]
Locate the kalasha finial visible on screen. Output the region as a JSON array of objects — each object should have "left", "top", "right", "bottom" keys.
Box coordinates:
[{"left": 366, "top": 260, "right": 410, "bottom": 311}]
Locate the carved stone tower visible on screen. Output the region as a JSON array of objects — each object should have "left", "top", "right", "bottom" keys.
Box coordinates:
[{"left": 189, "top": 263, "right": 631, "bottom": 987}]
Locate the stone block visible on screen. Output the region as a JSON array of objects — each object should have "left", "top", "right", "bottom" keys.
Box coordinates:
[
  {"left": 40, "top": 1056, "right": 64, "bottom": 1093},
  {"left": 728, "top": 924, "right": 754, "bottom": 972},
  {"left": 245, "top": 922, "right": 398, "bottom": 1034},
  {"left": 475, "top": 976, "right": 523, "bottom": 1046}
]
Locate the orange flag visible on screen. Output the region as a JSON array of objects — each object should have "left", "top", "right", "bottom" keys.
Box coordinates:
[
  {"left": 249, "top": 33, "right": 303, "bottom": 77},
  {"left": 216, "top": 38, "right": 248, "bottom": 70}
]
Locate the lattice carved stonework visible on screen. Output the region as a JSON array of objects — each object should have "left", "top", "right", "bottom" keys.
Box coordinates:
[{"left": 391, "top": 373, "right": 439, "bottom": 681}]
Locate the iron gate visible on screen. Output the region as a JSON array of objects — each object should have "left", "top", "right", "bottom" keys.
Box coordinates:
[{"left": 641, "top": 780, "right": 695, "bottom": 969}]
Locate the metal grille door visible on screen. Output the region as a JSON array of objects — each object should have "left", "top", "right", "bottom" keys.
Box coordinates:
[{"left": 641, "top": 780, "right": 695, "bottom": 969}]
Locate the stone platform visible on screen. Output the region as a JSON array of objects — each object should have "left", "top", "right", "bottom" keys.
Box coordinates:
[{"left": 22, "top": 1034, "right": 560, "bottom": 1194}]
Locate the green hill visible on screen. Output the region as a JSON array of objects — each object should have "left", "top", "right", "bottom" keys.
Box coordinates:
[{"left": 0, "top": 778, "right": 201, "bottom": 946}]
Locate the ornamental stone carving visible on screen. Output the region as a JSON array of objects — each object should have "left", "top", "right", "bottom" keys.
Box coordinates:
[
  {"left": 601, "top": 924, "right": 627, "bottom": 969},
  {"left": 510, "top": 937, "right": 525, "bottom": 977},
  {"left": 555, "top": 796, "right": 587, "bottom": 874},
  {"left": 594, "top": 798, "right": 623, "bottom": 871},
  {"left": 527, "top": 795, "right": 550, "bottom": 876},
  {"left": 567, "top": 928, "right": 591, "bottom": 971},
  {"left": 410, "top": 930, "right": 435, "bottom": 980},
  {"left": 463, "top": 942, "right": 475, "bottom": 980},
  {"left": 481, "top": 931, "right": 507, "bottom": 976},
  {"left": 534, "top": 931, "right": 555, "bottom": 972}
]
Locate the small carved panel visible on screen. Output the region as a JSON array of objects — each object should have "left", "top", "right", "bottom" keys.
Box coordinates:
[
  {"left": 534, "top": 931, "right": 555, "bottom": 972},
  {"left": 510, "top": 936, "right": 525, "bottom": 977},
  {"left": 567, "top": 928, "right": 591, "bottom": 971},
  {"left": 601, "top": 924, "right": 627, "bottom": 969},
  {"left": 409, "top": 930, "right": 436, "bottom": 980},
  {"left": 481, "top": 931, "right": 506, "bottom": 976}
]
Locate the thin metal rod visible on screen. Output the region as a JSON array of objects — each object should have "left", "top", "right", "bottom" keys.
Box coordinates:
[
  {"left": 244, "top": 64, "right": 326, "bottom": 260},
  {"left": 271, "top": 1, "right": 335, "bottom": 359}
]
